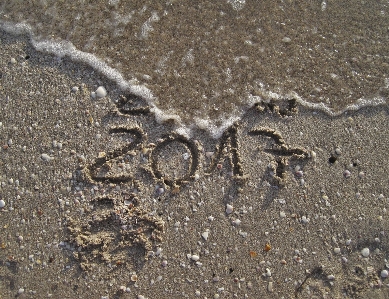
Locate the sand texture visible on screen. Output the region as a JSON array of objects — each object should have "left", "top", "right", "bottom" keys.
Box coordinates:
[{"left": 1, "top": 32, "right": 389, "bottom": 299}]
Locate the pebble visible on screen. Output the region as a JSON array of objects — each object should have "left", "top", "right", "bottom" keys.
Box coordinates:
[
  {"left": 191, "top": 254, "right": 200, "bottom": 261},
  {"left": 10, "top": 57, "right": 17, "bottom": 64},
  {"left": 282, "top": 37, "right": 291, "bottom": 43},
  {"left": 0, "top": 200, "right": 5, "bottom": 208},
  {"left": 226, "top": 204, "right": 233, "bottom": 214},
  {"left": 381, "top": 269, "right": 388, "bottom": 278},
  {"left": 268, "top": 281, "right": 273, "bottom": 292},
  {"left": 232, "top": 219, "right": 241, "bottom": 225},
  {"left": 201, "top": 231, "right": 209, "bottom": 241},
  {"left": 41, "top": 153, "right": 54, "bottom": 162},
  {"left": 18, "top": 288, "right": 25, "bottom": 294},
  {"left": 343, "top": 170, "right": 351, "bottom": 178},
  {"left": 265, "top": 268, "right": 272, "bottom": 277},
  {"left": 95, "top": 86, "right": 107, "bottom": 98},
  {"left": 280, "top": 211, "right": 286, "bottom": 218},
  {"left": 301, "top": 216, "right": 309, "bottom": 224},
  {"left": 295, "top": 170, "right": 303, "bottom": 177},
  {"left": 334, "top": 248, "right": 341, "bottom": 254},
  {"left": 311, "top": 150, "right": 317, "bottom": 161},
  {"left": 361, "top": 248, "right": 370, "bottom": 257},
  {"left": 327, "top": 275, "right": 335, "bottom": 280},
  {"left": 335, "top": 148, "right": 342, "bottom": 155}
]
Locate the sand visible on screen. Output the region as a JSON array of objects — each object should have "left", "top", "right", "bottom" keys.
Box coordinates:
[{"left": 1, "top": 31, "right": 389, "bottom": 299}]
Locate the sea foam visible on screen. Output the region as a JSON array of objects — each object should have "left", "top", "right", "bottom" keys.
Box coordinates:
[{"left": 0, "top": 20, "right": 386, "bottom": 139}]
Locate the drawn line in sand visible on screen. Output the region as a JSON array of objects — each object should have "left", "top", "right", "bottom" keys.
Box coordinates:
[
  {"left": 69, "top": 97, "right": 312, "bottom": 270},
  {"left": 67, "top": 194, "right": 164, "bottom": 271}
]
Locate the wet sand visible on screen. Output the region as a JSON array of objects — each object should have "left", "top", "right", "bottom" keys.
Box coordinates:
[
  {"left": 1, "top": 0, "right": 388, "bottom": 125},
  {"left": 1, "top": 31, "right": 389, "bottom": 299}
]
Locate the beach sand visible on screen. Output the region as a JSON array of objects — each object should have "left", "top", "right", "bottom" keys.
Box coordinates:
[{"left": 1, "top": 31, "right": 389, "bottom": 299}]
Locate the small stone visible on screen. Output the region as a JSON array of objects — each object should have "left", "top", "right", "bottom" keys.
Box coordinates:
[
  {"left": 18, "top": 288, "right": 25, "bottom": 294},
  {"left": 361, "top": 247, "right": 370, "bottom": 257},
  {"left": 161, "top": 260, "right": 168, "bottom": 267},
  {"left": 335, "top": 148, "right": 342, "bottom": 155},
  {"left": 232, "top": 218, "right": 241, "bottom": 225},
  {"left": 10, "top": 58, "right": 17, "bottom": 64},
  {"left": 327, "top": 274, "right": 335, "bottom": 280},
  {"left": 301, "top": 216, "right": 309, "bottom": 223},
  {"left": 201, "top": 231, "right": 209, "bottom": 241},
  {"left": 381, "top": 269, "right": 388, "bottom": 278},
  {"left": 41, "top": 153, "right": 54, "bottom": 162},
  {"left": 268, "top": 281, "right": 273, "bottom": 292},
  {"left": 334, "top": 247, "right": 341, "bottom": 254},
  {"left": 226, "top": 204, "right": 233, "bottom": 214},
  {"left": 282, "top": 37, "right": 291, "bottom": 43},
  {"left": 191, "top": 254, "right": 200, "bottom": 261},
  {"left": 95, "top": 86, "right": 107, "bottom": 98},
  {"left": 311, "top": 151, "right": 317, "bottom": 161},
  {"left": 295, "top": 170, "right": 304, "bottom": 177},
  {"left": 0, "top": 200, "right": 5, "bottom": 208},
  {"left": 343, "top": 170, "right": 351, "bottom": 178},
  {"left": 265, "top": 268, "right": 272, "bottom": 277}
]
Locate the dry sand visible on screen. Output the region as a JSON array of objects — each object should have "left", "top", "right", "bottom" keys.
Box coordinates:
[{"left": 1, "top": 31, "right": 389, "bottom": 299}]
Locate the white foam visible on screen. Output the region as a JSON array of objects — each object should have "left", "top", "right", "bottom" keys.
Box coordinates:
[
  {"left": 140, "top": 11, "right": 160, "bottom": 39},
  {"left": 0, "top": 20, "right": 387, "bottom": 140}
]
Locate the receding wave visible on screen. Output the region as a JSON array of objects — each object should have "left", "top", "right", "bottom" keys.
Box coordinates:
[{"left": 1, "top": 0, "right": 388, "bottom": 138}]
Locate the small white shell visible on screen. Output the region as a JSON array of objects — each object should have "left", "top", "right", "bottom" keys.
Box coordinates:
[{"left": 191, "top": 254, "right": 200, "bottom": 261}]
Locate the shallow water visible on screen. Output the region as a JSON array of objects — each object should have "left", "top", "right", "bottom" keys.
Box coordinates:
[{"left": 1, "top": 0, "right": 388, "bottom": 135}]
